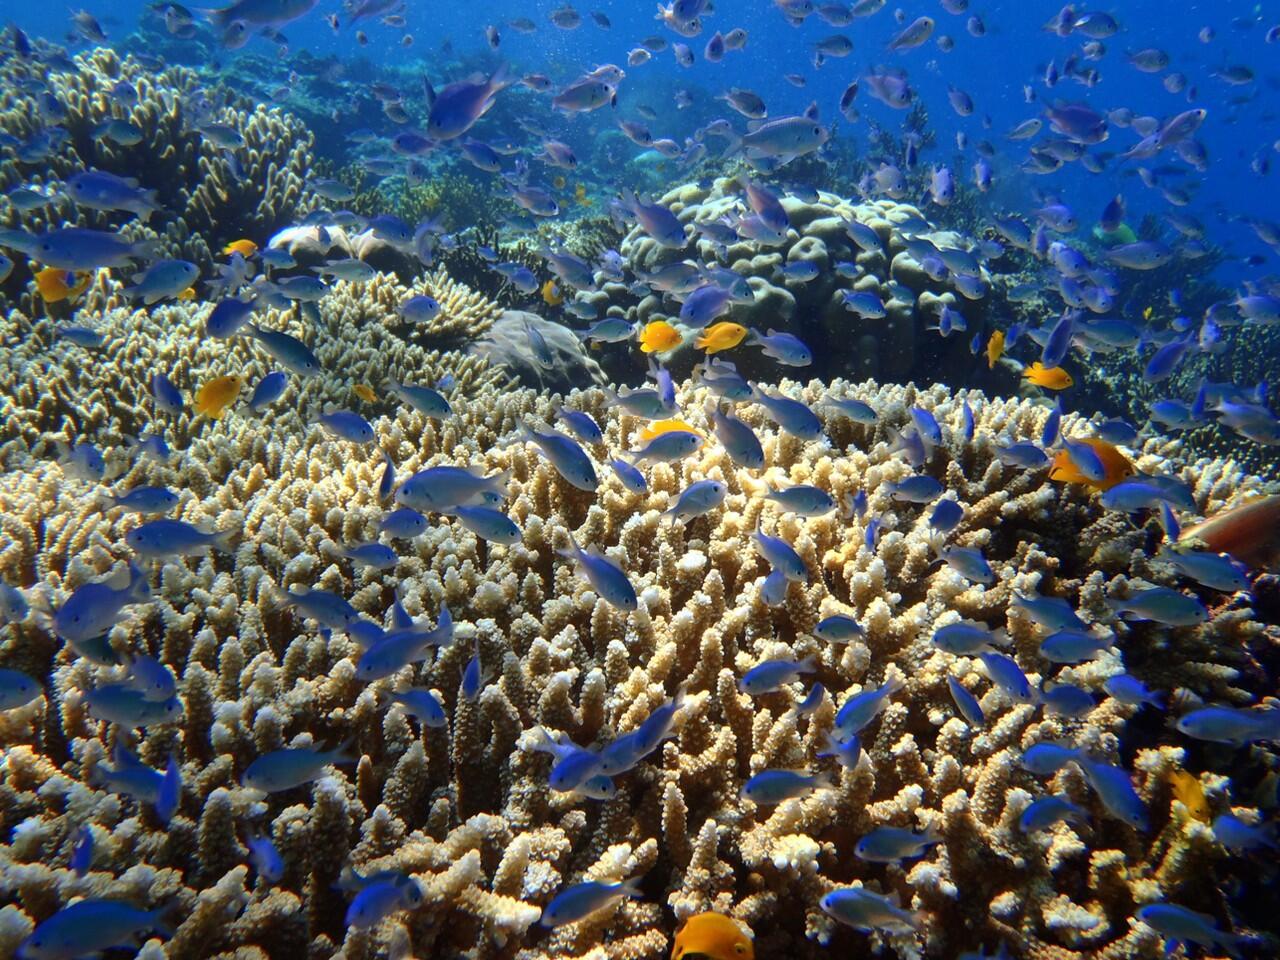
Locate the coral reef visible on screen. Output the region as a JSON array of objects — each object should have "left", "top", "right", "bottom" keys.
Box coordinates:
[
  {"left": 1, "top": 340, "right": 1274, "bottom": 957},
  {"left": 0, "top": 46, "right": 319, "bottom": 305},
  {"left": 576, "top": 177, "right": 996, "bottom": 385}
]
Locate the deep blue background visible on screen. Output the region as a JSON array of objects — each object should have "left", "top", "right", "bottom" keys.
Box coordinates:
[{"left": 12, "top": 1, "right": 1280, "bottom": 286}]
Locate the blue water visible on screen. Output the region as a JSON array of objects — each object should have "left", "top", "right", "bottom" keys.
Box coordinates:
[{"left": 11, "top": 0, "right": 1280, "bottom": 289}]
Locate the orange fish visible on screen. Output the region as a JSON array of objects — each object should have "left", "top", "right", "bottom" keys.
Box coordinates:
[
  {"left": 194, "top": 375, "right": 244, "bottom": 419},
  {"left": 542, "top": 279, "right": 564, "bottom": 306},
  {"left": 695, "top": 322, "right": 748, "bottom": 354},
  {"left": 35, "top": 267, "right": 90, "bottom": 303},
  {"left": 639, "top": 320, "right": 681, "bottom": 353},
  {"left": 1048, "top": 438, "right": 1134, "bottom": 491},
  {"left": 1179, "top": 495, "right": 1280, "bottom": 569},
  {"left": 672, "top": 913, "right": 754, "bottom": 960},
  {"left": 353, "top": 384, "right": 377, "bottom": 403},
  {"left": 1168, "top": 768, "right": 1210, "bottom": 822},
  {"left": 575, "top": 182, "right": 593, "bottom": 206},
  {"left": 177, "top": 286, "right": 197, "bottom": 301},
  {"left": 639, "top": 418, "right": 703, "bottom": 443},
  {"left": 222, "top": 239, "right": 258, "bottom": 258},
  {"left": 986, "top": 330, "right": 1005, "bottom": 369},
  {"left": 1023, "top": 362, "right": 1073, "bottom": 390}
]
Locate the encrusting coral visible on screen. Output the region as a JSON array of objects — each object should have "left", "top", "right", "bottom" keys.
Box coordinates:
[{"left": 0, "top": 308, "right": 1274, "bottom": 958}]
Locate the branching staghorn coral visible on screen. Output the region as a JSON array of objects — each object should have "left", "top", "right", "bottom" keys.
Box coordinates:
[{"left": 0, "top": 348, "right": 1275, "bottom": 958}]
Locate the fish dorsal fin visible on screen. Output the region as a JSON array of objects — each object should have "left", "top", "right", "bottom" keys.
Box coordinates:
[
  {"left": 423, "top": 75, "right": 436, "bottom": 106},
  {"left": 803, "top": 100, "right": 820, "bottom": 121}
]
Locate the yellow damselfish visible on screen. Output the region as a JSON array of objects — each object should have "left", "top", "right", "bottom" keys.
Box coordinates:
[
  {"left": 672, "top": 913, "right": 754, "bottom": 960},
  {"left": 35, "top": 267, "right": 91, "bottom": 303},
  {"left": 353, "top": 384, "right": 377, "bottom": 403},
  {"left": 986, "top": 330, "right": 1005, "bottom": 369},
  {"left": 639, "top": 320, "right": 681, "bottom": 353},
  {"left": 541, "top": 279, "right": 564, "bottom": 306},
  {"left": 1168, "top": 768, "right": 1210, "bottom": 823},
  {"left": 194, "top": 374, "right": 245, "bottom": 419},
  {"left": 222, "top": 239, "right": 258, "bottom": 258},
  {"left": 695, "top": 322, "right": 748, "bottom": 354},
  {"left": 1022, "top": 362, "right": 1073, "bottom": 390},
  {"left": 1048, "top": 438, "right": 1134, "bottom": 491},
  {"left": 639, "top": 418, "right": 703, "bottom": 443}
]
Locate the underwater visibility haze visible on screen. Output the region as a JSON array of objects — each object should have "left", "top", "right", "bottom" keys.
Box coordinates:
[{"left": 3, "top": 0, "right": 1280, "bottom": 957}]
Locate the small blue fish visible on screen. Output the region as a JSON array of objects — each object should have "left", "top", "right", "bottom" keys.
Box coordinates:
[
  {"left": 150, "top": 374, "right": 184, "bottom": 415},
  {"left": 979, "top": 651, "right": 1034, "bottom": 702},
  {"left": 740, "top": 768, "right": 832, "bottom": 805},
  {"left": 1040, "top": 629, "right": 1111, "bottom": 663},
  {"left": 54, "top": 563, "right": 151, "bottom": 645},
  {"left": 796, "top": 682, "right": 825, "bottom": 717},
  {"left": 556, "top": 534, "right": 637, "bottom": 611},
  {"left": 540, "top": 877, "right": 642, "bottom": 927},
  {"left": 1010, "top": 591, "right": 1086, "bottom": 631},
  {"left": 1040, "top": 683, "right": 1095, "bottom": 718},
  {"left": 84, "top": 683, "right": 182, "bottom": 727},
  {"left": 817, "top": 731, "right": 862, "bottom": 768},
  {"left": 885, "top": 475, "right": 944, "bottom": 502},
  {"left": 521, "top": 422, "right": 598, "bottom": 491},
  {"left": 0, "top": 668, "right": 41, "bottom": 710},
  {"left": 628, "top": 430, "right": 703, "bottom": 465},
  {"left": 69, "top": 825, "right": 94, "bottom": 877},
  {"left": 284, "top": 587, "right": 362, "bottom": 631},
  {"left": 397, "top": 295, "right": 441, "bottom": 324},
  {"left": 389, "top": 381, "right": 452, "bottom": 420},
  {"left": 241, "top": 741, "right": 357, "bottom": 794},
  {"left": 346, "top": 875, "right": 423, "bottom": 929},
  {"left": 247, "top": 828, "right": 284, "bottom": 883},
  {"left": 814, "top": 614, "right": 865, "bottom": 644},
  {"left": 835, "top": 676, "right": 904, "bottom": 735},
  {"left": 1021, "top": 742, "right": 1083, "bottom": 776},
  {"left": 939, "top": 546, "right": 995, "bottom": 584},
  {"left": 247, "top": 324, "right": 321, "bottom": 377},
  {"left": 1211, "top": 813, "right": 1276, "bottom": 853},
  {"left": 929, "top": 498, "right": 964, "bottom": 534},
  {"left": 664, "top": 479, "right": 727, "bottom": 526},
  {"left": 124, "top": 653, "right": 176, "bottom": 702},
  {"left": 1081, "top": 759, "right": 1149, "bottom": 830},
  {"left": 854, "top": 824, "right": 943, "bottom": 863},
  {"left": 749, "top": 384, "right": 823, "bottom": 439},
  {"left": 748, "top": 328, "right": 812, "bottom": 366},
  {"left": 106, "top": 486, "right": 180, "bottom": 515},
  {"left": 126, "top": 519, "right": 233, "bottom": 559},
  {"left": 739, "top": 657, "right": 816, "bottom": 696},
  {"left": 449, "top": 505, "right": 521, "bottom": 544},
  {"left": 1175, "top": 706, "right": 1280, "bottom": 746},
  {"left": 706, "top": 401, "right": 765, "bottom": 469},
  {"left": 764, "top": 484, "right": 835, "bottom": 517},
  {"left": 388, "top": 688, "right": 448, "bottom": 727},
  {"left": 1107, "top": 588, "right": 1207, "bottom": 626},
  {"left": 377, "top": 452, "right": 396, "bottom": 502},
  {"left": 17, "top": 899, "right": 171, "bottom": 960},
  {"left": 356, "top": 606, "right": 454, "bottom": 681},
  {"left": 820, "top": 887, "right": 919, "bottom": 934},
  {"left": 60, "top": 442, "right": 105, "bottom": 482},
  {"left": 319, "top": 410, "right": 376, "bottom": 444},
  {"left": 247, "top": 371, "right": 288, "bottom": 413},
  {"left": 760, "top": 568, "right": 788, "bottom": 606},
  {"left": 1020, "top": 795, "right": 1088, "bottom": 833},
  {"left": 461, "top": 640, "right": 483, "bottom": 702},
  {"left": 341, "top": 542, "right": 399, "bottom": 570},
  {"left": 379, "top": 508, "right": 428, "bottom": 539},
  {"left": 752, "top": 525, "right": 808, "bottom": 583},
  {"left": 610, "top": 458, "right": 648, "bottom": 494},
  {"left": 933, "top": 621, "right": 1005, "bottom": 656},
  {"left": 206, "top": 297, "right": 255, "bottom": 338},
  {"left": 947, "top": 676, "right": 985, "bottom": 727},
  {"left": 395, "top": 465, "right": 508, "bottom": 512},
  {"left": 827, "top": 397, "right": 878, "bottom": 424},
  {"left": 1134, "top": 903, "right": 1252, "bottom": 956},
  {"left": 0, "top": 583, "right": 28, "bottom": 624},
  {"left": 1103, "top": 674, "right": 1164, "bottom": 709}
]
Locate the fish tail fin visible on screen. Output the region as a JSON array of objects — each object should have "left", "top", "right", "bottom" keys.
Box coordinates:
[
  {"left": 330, "top": 738, "right": 360, "bottom": 766},
  {"left": 619, "top": 876, "right": 644, "bottom": 899},
  {"left": 126, "top": 562, "right": 152, "bottom": 603},
  {"left": 212, "top": 527, "right": 236, "bottom": 553}
]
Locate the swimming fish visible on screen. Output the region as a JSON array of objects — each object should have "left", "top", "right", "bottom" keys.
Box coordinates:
[
  {"left": 35, "top": 267, "right": 91, "bottom": 303},
  {"left": 1023, "top": 362, "right": 1073, "bottom": 390},
  {"left": 540, "top": 878, "right": 642, "bottom": 927},
  {"left": 639, "top": 319, "right": 682, "bottom": 353},
  {"left": 556, "top": 533, "right": 637, "bottom": 611},
  {"left": 194, "top": 375, "right": 245, "bottom": 419},
  {"left": 695, "top": 321, "right": 748, "bottom": 354},
  {"left": 671, "top": 913, "right": 754, "bottom": 960},
  {"left": 1048, "top": 438, "right": 1134, "bottom": 491},
  {"left": 986, "top": 330, "right": 1005, "bottom": 368}
]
